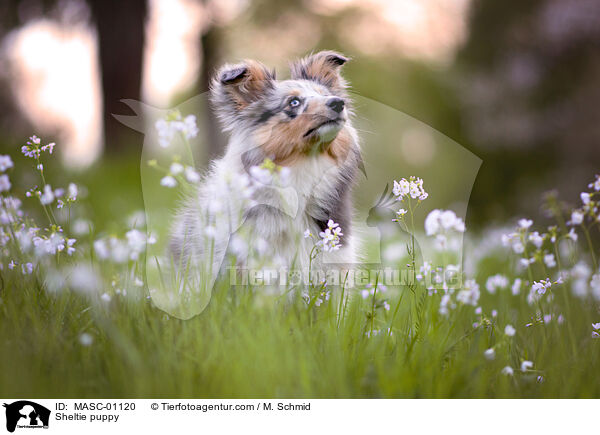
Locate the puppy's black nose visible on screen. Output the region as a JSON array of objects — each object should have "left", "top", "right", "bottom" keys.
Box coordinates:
[{"left": 327, "top": 97, "right": 345, "bottom": 113}]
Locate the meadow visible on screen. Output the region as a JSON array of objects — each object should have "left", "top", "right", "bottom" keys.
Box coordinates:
[{"left": 1, "top": 131, "right": 599, "bottom": 399}]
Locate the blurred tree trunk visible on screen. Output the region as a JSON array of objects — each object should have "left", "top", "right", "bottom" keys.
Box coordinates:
[
  {"left": 199, "top": 1, "right": 226, "bottom": 161},
  {"left": 0, "top": 0, "right": 31, "bottom": 140},
  {"left": 89, "top": 0, "right": 147, "bottom": 154}
]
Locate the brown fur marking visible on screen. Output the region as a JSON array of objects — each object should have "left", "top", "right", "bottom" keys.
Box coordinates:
[
  {"left": 225, "top": 60, "right": 274, "bottom": 109},
  {"left": 254, "top": 97, "right": 350, "bottom": 167},
  {"left": 327, "top": 128, "right": 352, "bottom": 162},
  {"left": 290, "top": 51, "right": 349, "bottom": 94}
]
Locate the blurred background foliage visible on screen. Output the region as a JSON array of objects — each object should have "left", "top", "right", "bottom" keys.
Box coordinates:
[{"left": 0, "top": 0, "right": 598, "bottom": 229}]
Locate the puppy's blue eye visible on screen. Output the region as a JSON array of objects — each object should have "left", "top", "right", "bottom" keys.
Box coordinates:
[{"left": 289, "top": 97, "right": 301, "bottom": 108}]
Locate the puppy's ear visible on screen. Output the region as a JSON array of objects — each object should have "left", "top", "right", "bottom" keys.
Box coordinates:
[
  {"left": 210, "top": 60, "right": 275, "bottom": 127},
  {"left": 290, "top": 51, "right": 350, "bottom": 93}
]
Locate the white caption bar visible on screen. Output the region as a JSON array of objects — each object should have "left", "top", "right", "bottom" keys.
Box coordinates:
[{"left": 1, "top": 399, "right": 596, "bottom": 434}]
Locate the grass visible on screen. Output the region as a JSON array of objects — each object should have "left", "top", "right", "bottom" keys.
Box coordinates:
[
  {"left": 1, "top": 150, "right": 600, "bottom": 398},
  {"left": 2, "top": 260, "right": 600, "bottom": 398}
]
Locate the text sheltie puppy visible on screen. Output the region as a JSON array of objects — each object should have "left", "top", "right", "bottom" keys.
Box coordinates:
[{"left": 170, "top": 51, "right": 361, "bottom": 288}]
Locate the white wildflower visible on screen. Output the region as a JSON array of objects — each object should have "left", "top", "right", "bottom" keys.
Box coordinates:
[
  {"left": 425, "top": 209, "right": 465, "bottom": 236},
  {"left": 185, "top": 167, "right": 200, "bottom": 183},
  {"left": 0, "top": 174, "right": 11, "bottom": 192},
  {"left": 456, "top": 279, "right": 480, "bottom": 306},
  {"left": 485, "top": 274, "right": 509, "bottom": 294},
  {"left": 109, "top": 237, "right": 129, "bottom": 263},
  {"left": 581, "top": 192, "right": 591, "bottom": 205},
  {"left": 204, "top": 226, "right": 217, "bottom": 239},
  {"left": 591, "top": 274, "right": 600, "bottom": 301},
  {"left": 155, "top": 112, "right": 199, "bottom": 148},
  {"left": 439, "top": 294, "right": 456, "bottom": 315},
  {"left": 41, "top": 142, "right": 55, "bottom": 153},
  {"left": 518, "top": 219, "right": 533, "bottom": 229},
  {"left": 528, "top": 231, "right": 544, "bottom": 248},
  {"left": 249, "top": 165, "right": 272, "bottom": 184},
  {"left": 69, "top": 264, "right": 102, "bottom": 293},
  {"left": 502, "top": 232, "right": 524, "bottom": 254},
  {"left": 94, "top": 239, "right": 110, "bottom": 259},
  {"left": 484, "top": 348, "right": 496, "bottom": 360},
  {"left": 588, "top": 175, "right": 600, "bottom": 191},
  {"left": 21, "top": 262, "right": 33, "bottom": 275},
  {"left": 393, "top": 176, "right": 427, "bottom": 201},
  {"left": 511, "top": 278, "right": 522, "bottom": 295},
  {"left": 519, "top": 258, "right": 534, "bottom": 268},
  {"left": 279, "top": 167, "right": 292, "bottom": 186},
  {"left": 170, "top": 162, "right": 184, "bottom": 175},
  {"left": 68, "top": 183, "right": 78, "bottom": 200},
  {"left": 393, "top": 179, "right": 409, "bottom": 197},
  {"left": 571, "top": 262, "right": 591, "bottom": 298},
  {"left": 531, "top": 278, "right": 552, "bottom": 295},
  {"left": 566, "top": 228, "right": 578, "bottom": 242},
  {"left": 521, "top": 361, "right": 533, "bottom": 372},
  {"left": 394, "top": 208, "right": 407, "bottom": 219},
  {"left": 504, "top": 324, "right": 516, "bottom": 337},
  {"left": 181, "top": 114, "right": 199, "bottom": 139},
  {"left": 318, "top": 219, "right": 343, "bottom": 252},
  {"left": 229, "top": 235, "right": 248, "bottom": 258},
  {"left": 66, "top": 238, "right": 76, "bottom": 255},
  {"left": 501, "top": 366, "right": 514, "bottom": 376},
  {"left": 0, "top": 155, "right": 13, "bottom": 172},
  {"left": 40, "top": 184, "right": 54, "bottom": 205},
  {"left": 79, "top": 333, "right": 93, "bottom": 346},
  {"left": 569, "top": 210, "right": 584, "bottom": 225},
  {"left": 126, "top": 229, "right": 147, "bottom": 260},
  {"left": 160, "top": 175, "right": 177, "bottom": 188},
  {"left": 544, "top": 253, "right": 556, "bottom": 268}
]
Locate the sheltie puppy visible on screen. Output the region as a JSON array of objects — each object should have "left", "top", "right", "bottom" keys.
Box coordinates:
[{"left": 170, "top": 51, "right": 361, "bottom": 289}]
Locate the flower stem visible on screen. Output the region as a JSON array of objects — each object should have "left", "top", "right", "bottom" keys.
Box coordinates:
[{"left": 582, "top": 224, "right": 598, "bottom": 270}]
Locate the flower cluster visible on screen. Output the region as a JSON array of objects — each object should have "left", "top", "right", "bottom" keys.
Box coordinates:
[
  {"left": 248, "top": 158, "right": 291, "bottom": 187},
  {"left": 155, "top": 110, "right": 199, "bottom": 148},
  {"left": 94, "top": 229, "right": 156, "bottom": 263},
  {"left": 32, "top": 229, "right": 76, "bottom": 256},
  {"left": 485, "top": 274, "right": 509, "bottom": 294},
  {"left": 318, "top": 219, "right": 343, "bottom": 252},
  {"left": 0, "top": 155, "right": 14, "bottom": 172},
  {"left": 568, "top": 174, "right": 599, "bottom": 225},
  {"left": 21, "top": 135, "right": 55, "bottom": 159},
  {"left": 152, "top": 160, "right": 201, "bottom": 189},
  {"left": 0, "top": 137, "right": 81, "bottom": 286},
  {"left": 392, "top": 176, "right": 428, "bottom": 201},
  {"left": 439, "top": 278, "right": 480, "bottom": 315},
  {"left": 424, "top": 209, "right": 465, "bottom": 236},
  {"left": 502, "top": 217, "right": 576, "bottom": 274},
  {"left": 25, "top": 183, "right": 78, "bottom": 208},
  {"left": 360, "top": 283, "right": 391, "bottom": 311}
]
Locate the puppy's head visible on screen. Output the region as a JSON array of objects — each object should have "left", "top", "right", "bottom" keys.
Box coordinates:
[{"left": 210, "top": 51, "right": 353, "bottom": 165}]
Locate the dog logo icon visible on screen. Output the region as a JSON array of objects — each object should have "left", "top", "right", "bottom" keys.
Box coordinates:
[{"left": 3, "top": 401, "right": 50, "bottom": 432}]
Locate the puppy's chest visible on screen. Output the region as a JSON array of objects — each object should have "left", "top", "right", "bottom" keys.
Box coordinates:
[
  {"left": 289, "top": 157, "right": 341, "bottom": 212},
  {"left": 246, "top": 157, "right": 341, "bottom": 241}
]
